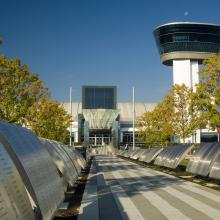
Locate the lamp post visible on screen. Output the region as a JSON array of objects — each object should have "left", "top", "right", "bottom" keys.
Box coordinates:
[
  {"left": 132, "top": 87, "right": 135, "bottom": 150},
  {"left": 69, "top": 87, "right": 72, "bottom": 146}
]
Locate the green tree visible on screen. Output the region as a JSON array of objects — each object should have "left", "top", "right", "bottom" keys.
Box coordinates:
[
  {"left": 171, "top": 84, "right": 201, "bottom": 142},
  {"left": 194, "top": 54, "right": 220, "bottom": 129},
  {"left": 0, "top": 56, "right": 49, "bottom": 125},
  {"left": 26, "top": 101, "right": 72, "bottom": 144},
  {"left": 137, "top": 95, "right": 174, "bottom": 145}
]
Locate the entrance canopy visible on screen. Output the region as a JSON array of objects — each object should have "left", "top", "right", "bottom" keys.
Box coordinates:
[{"left": 83, "top": 109, "right": 119, "bottom": 129}]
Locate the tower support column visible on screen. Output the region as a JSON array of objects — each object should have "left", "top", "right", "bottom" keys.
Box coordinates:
[{"left": 173, "top": 59, "right": 199, "bottom": 91}]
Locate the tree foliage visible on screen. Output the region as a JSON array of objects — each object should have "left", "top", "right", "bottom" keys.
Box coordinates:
[
  {"left": 0, "top": 56, "right": 72, "bottom": 143},
  {"left": 26, "top": 101, "right": 72, "bottom": 144},
  {"left": 194, "top": 54, "right": 220, "bottom": 129},
  {"left": 137, "top": 95, "right": 174, "bottom": 145},
  {"left": 171, "top": 84, "right": 201, "bottom": 142},
  {"left": 138, "top": 84, "right": 202, "bottom": 144},
  {"left": 0, "top": 56, "right": 49, "bottom": 125}
]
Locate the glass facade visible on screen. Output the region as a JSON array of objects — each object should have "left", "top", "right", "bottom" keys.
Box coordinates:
[
  {"left": 82, "top": 86, "right": 116, "bottom": 109},
  {"left": 154, "top": 23, "right": 220, "bottom": 55}
]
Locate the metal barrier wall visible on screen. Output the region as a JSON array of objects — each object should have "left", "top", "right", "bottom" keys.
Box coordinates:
[
  {"left": 64, "top": 147, "right": 82, "bottom": 175},
  {"left": 0, "top": 120, "right": 64, "bottom": 220},
  {"left": 73, "top": 149, "right": 87, "bottom": 169},
  {"left": 129, "top": 149, "right": 140, "bottom": 159},
  {"left": 47, "top": 140, "right": 81, "bottom": 178},
  {"left": 130, "top": 149, "right": 145, "bottom": 160},
  {"left": 139, "top": 148, "right": 163, "bottom": 163},
  {"left": 209, "top": 150, "right": 220, "bottom": 180},
  {"left": 154, "top": 144, "right": 193, "bottom": 169},
  {"left": 186, "top": 143, "right": 220, "bottom": 176},
  {"left": 40, "top": 138, "right": 78, "bottom": 188},
  {"left": 0, "top": 142, "right": 35, "bottom": 220}
]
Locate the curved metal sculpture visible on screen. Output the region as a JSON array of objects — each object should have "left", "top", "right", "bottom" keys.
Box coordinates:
[
  {"left": 63, "top": 146, "right": 82, "bottom": 175},
  {"left": 72, "top": 149, "right": 87, "bottom": 169},
  {"left": 40, "top": 138, "right": 79, "bottom": 188},
  {"left": 209, "top": 149, "right": 220, "bottom": 180},
  {"left": 139, "top": 148, "right": 163, "bottom": 163},
  {"left": 0, "top": 120, "right": 64, "bottom": 220},
  {"left": 154, "top": 144, "right": 193, "bottom": 169},
  {"left": 0, "top": 142, "right": 35, "bottom": 220},
  {"left": 186, "top": 143, "right": 220, "bottom": 176}
]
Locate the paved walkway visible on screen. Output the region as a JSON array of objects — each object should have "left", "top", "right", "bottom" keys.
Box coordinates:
[{"left": 78, "top": 155, "right": 220, "bottom": 220}]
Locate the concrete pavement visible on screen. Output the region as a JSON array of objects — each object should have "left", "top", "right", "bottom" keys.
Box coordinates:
[{"left": 78, "top": 155, "right": 220, "bottom": 220}]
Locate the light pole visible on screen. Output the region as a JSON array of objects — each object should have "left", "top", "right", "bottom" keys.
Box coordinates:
[
  {"left": 132, "top": 87, "right": 135, "bottom": 150},
  {"left": 69, "top": 87, "right": 72, "bottom": 147}
]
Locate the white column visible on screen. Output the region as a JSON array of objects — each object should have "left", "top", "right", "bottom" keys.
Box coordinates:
[
  {"left": 191, "top": 60, "right": 199, "bottom": 91},
  {"left": 173, "top": 59, "right": 200, "bottom": 143},
  {"left": 173, "top": 59, "right": 199, "bottom": 90}
]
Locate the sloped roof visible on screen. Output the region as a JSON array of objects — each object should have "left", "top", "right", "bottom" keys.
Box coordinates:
[{"left": 60, "top": 102, "right": 157, "bottom": 122}]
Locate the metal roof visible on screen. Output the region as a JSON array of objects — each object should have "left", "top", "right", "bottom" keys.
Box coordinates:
[
  {"left": 155, "top": 22, "right": 220, "bottom": 30},
  {"left": 60, "top": 102, "right": 157, "bottom": 122}
]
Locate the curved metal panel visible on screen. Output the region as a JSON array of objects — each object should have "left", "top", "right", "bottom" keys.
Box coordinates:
[
  {"left": 73, "top": 149, "right": 87, "bottom": 169},
  {"left": 164, "top": 144, "right": 193, "bottom": 168},
  {"left": 154, "top": 145, "right": 193, "bottom": 168},
  {"left": 0, "top": 120, "right": 64, "bottom": 220},
  {"left": 64, "top": 147, "right": 82, "bottom": 175},
  {"left": 0, "top": 142, "right": 35, "bottom": 220},
  {"left": 40, "top": 138, "right": 78, "bottom": 188},
  {"left": 139, "top": 148, "right": 163, "bottom": 163},
  {"left": 49, "top": 140, "right": 80, "bottom": 181},
  {"left": 128, "top": 149, "right": 139, "bottom": 158},
  {"left": 131, "top": 149, "right": 145, "bottom": 160},
  {"left": 186, "top": 143, "right": 220, "bottom": 176},
  {"left": 209, "top": 148, "right": 220, "bottom": 180}
]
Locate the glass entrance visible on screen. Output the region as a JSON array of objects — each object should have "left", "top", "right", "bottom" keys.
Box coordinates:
[{"left": 89, "top": 133, "right": 112, "bottom": 146}]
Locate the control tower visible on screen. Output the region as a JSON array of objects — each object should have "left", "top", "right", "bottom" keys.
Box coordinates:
[{"left": 154, "top": 22, "right": 220, "bottom": 90}]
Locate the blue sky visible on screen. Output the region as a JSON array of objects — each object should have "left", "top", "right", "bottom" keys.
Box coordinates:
[{"left": 1, "top": 0, "right": 220, "bottom": 102}]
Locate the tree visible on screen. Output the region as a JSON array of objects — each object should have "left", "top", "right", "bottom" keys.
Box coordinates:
[
  {"left": 194, "top": 54, "right": 220, "bottom": 129},
  {"left": 26, "top": 101, "right": 72, "bottom": 144},
  {"left": 0, "top": 56, "right": 49, "bottom": 125},
  {"left": 171, "top": 84, "right": 201, "bottom": 142},
  {"left": 137, "top": 95, "right": 174, "bottom": 145}
]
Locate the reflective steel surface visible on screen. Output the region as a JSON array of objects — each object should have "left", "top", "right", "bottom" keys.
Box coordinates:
[
  {"left": 0, "top": 120, "right": 64, "bottom": 220},
  {"left": 154, "top": 145, "right": 193, "bottom": 169},
  {"left": 209, "top": 147, "right": 220, "bottom": 180},
  {"left": 130, "top": 149, "right": 145, "bottom": 160},
  {"left": 73, "top": 149, "right": 87, "bottom": 169},
  {"left": 56, "top": 143, "right": 82, "bottom": 175},
  {"left": 0, "top": 142, "right": 35, "bottom": 220},
  {"left": 139, "top": 148, "right": 163, "bottom": 163},
  {"left": 40, "top": 138, "right": 78, "bottom": 188},
  {"left": 187, "top": 143, "right": 220, "bottom": 176}
]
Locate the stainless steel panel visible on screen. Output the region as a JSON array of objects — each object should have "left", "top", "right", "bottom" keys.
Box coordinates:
[
  {"left": 73, "top": 149, "right": 87, "bottom": 169},
  {"left": 61, "top": 144, "right": 81, "bottom": 176},
  {"left": 0, "top": 120, "right": 64, "bottom": 220},
  {"left": 129, "top": 149, "right": 139, "bottom": 158},
  {"left": 49, "top": 140, "right": 80, "bottom": 180},
  {"left": 186, "top": 143, "right": 220, "bottom": 176},
  {"left": 209, "top": 146, "right": 220, "bottom": 180},
  {"left": 164, "top": 144, "right": 193, "bottom": 168},
  {"left": 154, "top": 145, "right": 193, "bottom": 168},
  {"left": 131, "top": 149, "right": 145, "bottom": 160},
  {"left": 0, "top": 142, "right": 35, "bottom": 220},
  {"left": 138, "top": 149, "right": 150, "bottom": 161},
  {"left": 154, "top": 147, "right": 170, "bottom": 165},
  {"left": 139, "top": 148, "right": 163, "bottom": 163},
  {"left": 40, "top": 138, "right": 78, "bottom": 188}
]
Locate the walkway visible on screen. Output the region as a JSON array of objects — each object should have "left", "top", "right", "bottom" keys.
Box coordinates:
[{"left": 78, "top": 155, "right": 220, "bottom": 220}]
